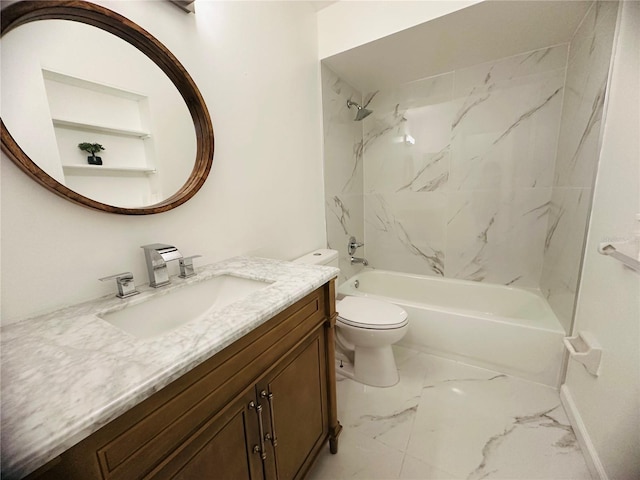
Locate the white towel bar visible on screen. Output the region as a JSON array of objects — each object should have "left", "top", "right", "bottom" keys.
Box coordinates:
[{"left": 598, "top": 242, "right": 640, "bottom": 273}]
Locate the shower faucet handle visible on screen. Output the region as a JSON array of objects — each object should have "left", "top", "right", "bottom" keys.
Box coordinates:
[{"left": 348, "top": 236, "right": 364, "bottom": 255}]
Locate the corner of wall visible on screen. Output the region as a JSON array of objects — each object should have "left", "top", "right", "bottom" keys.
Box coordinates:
[{"left": 560, "top": 385, "right": 608, "bottom": 479}]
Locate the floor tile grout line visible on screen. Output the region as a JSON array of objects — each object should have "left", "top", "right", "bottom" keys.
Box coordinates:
[{"left": 396, "top": 350, "right": 432, "bottom": 478}]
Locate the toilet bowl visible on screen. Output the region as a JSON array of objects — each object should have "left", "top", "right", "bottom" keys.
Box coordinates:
[
  {"left": 294, "top": 249, "right": 409, "bottom": 387},
  {"left": 336, "top": 296, "right": 408, "bottom": 386}
]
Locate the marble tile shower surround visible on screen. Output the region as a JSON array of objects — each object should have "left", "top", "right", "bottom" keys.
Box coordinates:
[
  {"left": 309, "top": 347, "right": 592, "bottom": 480},
  {"left": 322, "top": 63, "right": 365, "bottom": 282},
  {"left": 360, "top": 45, "right": 568, "bottom": 286},
  {"left": 322, "top": 2, "right": 616, "bottom": 295},
  {"left": 540, "top": 1, "right": 618, "bottom": 332}
]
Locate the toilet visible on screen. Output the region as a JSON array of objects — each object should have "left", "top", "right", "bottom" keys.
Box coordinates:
[{"left": 294, "top": 249, "right": 408, "bottom": 387}]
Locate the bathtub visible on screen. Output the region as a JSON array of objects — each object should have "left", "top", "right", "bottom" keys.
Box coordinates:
[{"left": 338, "top": 269, "right": 566, "bottom": 387}]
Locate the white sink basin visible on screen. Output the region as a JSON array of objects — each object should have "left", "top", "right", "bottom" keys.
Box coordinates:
[{"left": 100, "top": 274, "right": 272, "bottom": 339}]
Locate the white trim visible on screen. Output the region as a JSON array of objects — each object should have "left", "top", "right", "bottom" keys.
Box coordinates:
[{"left": 560, "top": 385, "right": 608, "bottom": 480}]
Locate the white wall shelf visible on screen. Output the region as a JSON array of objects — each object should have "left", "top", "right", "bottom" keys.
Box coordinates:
[
  {"left": 52, "top": 118, "right": 151, "bottom": 139},
  {"left": 62, "top": 164, "right": 156, "bottom": 175}
]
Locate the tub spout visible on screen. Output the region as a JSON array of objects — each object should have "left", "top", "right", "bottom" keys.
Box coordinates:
[{"left": 350, "top": 256, "right": 369, "bottom": 266}]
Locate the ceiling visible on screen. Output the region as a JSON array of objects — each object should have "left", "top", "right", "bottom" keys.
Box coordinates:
[
  {"left": 309, "top": 1, "right": 337, "bottom": 12},
  {"left": 322, "top": 1, "right": 592, "bottom": 92}
]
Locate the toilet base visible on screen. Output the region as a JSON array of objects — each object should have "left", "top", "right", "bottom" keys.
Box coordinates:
[
  {"left": 354, "top": 345, "right": 400, "bottom": 387},
  {"left": 335, "top": 357, "right": 355, "bottom": 381},
  {"left": 335, "top": 345, "right": 400, "bottom": 387}
]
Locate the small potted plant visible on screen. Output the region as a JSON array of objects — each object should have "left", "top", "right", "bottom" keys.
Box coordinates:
[{"left": 78, "top": 142, "right": 105, "bottom": 165}]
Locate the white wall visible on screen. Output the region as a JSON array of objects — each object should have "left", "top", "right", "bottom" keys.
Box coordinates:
[
  {"left": 0, "top": 0, "right": 327, "bottom": 324},
  {"left": 561, "top": 1, "right": 640, "bottom": 478},
  {"left": 317, "top": 0, "right": 481, "bottom": 59}
]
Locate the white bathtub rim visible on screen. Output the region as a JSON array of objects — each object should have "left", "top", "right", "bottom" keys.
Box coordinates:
[
  {"left": 344, "top": 268, "right": 549, "bottom": 297},
  {"left": 338, "top": 284, "right": 565, "bottom": 335}
]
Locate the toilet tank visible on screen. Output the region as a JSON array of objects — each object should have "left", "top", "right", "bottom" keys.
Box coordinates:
[{"left": 293, "top": 249, "right": 339, "bottom": 269}]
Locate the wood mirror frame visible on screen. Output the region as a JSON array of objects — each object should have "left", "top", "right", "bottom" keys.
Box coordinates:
[{"left": 0, "top": 0, "right": 214, "bottom": 215}]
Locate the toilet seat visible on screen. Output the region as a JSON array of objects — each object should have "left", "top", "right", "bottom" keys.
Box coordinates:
[{"left": 337, "top": 296, "right": 408, "bottom": 330}]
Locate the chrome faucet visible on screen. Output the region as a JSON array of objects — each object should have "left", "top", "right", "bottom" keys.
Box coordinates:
[
  {"left": 347, "top": 236, "right": 369, "bottom": 266},
  {"left": 141, "top": 243, "right": 183, "bottom": 287},
  {"left": 350, "top": 256, "right": 369, "bottom": 266}
]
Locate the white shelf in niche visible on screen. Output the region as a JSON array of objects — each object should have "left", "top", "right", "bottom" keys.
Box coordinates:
[
  {"left": 62, "top": 164, "right": 156, "bottom": 175},
  {"left": 52, "top": 118, "right": 151, "bottom": 139}
]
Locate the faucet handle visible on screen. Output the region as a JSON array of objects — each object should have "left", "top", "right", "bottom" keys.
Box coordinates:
[
  {"left": 179, "top": 255, "right": 202, "bottom": 278},
  {"left": 99, "top": 272, "right": 140, "bottom": 298},
  {"left": 348, "top": 236, "right": 365, "bottom": 255}
]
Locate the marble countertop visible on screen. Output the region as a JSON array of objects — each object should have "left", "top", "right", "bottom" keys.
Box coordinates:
[{"left": 0, "top": 256, "right": 338, "bottom": 479}]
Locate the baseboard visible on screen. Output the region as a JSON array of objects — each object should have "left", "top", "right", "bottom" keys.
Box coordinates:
[{"left": 560, "top": 385, "right": 608, "bottom": 480}]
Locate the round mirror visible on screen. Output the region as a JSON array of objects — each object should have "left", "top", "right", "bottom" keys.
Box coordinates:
[{"left": 1, "top": 1, "right": 214, "bottom": 215}]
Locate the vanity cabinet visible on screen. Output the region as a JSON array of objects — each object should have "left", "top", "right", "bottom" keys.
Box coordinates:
[
  {"left": 150, "top": 387, "right": 263, "bottom": 480},
  {"left": 27, "top": 281, "right": 341, "bottom": 480}
]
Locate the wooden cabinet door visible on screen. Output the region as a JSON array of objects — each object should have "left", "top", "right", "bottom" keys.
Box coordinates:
[
  {"left": 147, "top": 388, "right": 265, "bottom": 480},
  {"left": 258, "top": 330, "right": 328, "bottom": 480}
]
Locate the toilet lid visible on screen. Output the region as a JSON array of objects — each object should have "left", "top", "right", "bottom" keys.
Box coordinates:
[{"left": 337, "top": 296, "right": 408, "bottom": 330}]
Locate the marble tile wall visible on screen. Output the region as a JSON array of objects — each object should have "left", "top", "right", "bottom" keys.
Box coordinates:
[
  {"left": 362, "top": 46, "right": 568, "bottom": 287},
  {"left": 321, "top": 64, "right": 365, "bottom": 282},
  {"left": 540, "top": 1, "right": 619, "bottom": 332},
  {"left": 321, "top": 1, "right": 618, "bottom": 311}
]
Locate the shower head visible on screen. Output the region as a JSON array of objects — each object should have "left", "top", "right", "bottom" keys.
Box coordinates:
[{"left": 347, "top": 100, "right": 373, "bottom": 121}]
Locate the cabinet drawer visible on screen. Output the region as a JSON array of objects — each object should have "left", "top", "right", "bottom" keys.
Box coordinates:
[{"left": 95, "top": 289, "right": 325, "bottom": 480}]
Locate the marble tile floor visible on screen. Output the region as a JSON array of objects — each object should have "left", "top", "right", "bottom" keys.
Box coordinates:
[{"left": 308, "top": 346, "right": 592, "bottom": 480}]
